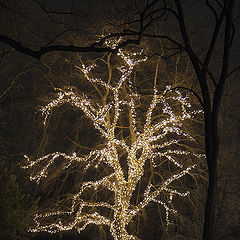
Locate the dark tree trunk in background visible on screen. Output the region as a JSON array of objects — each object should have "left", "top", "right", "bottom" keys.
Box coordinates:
[
  {"left": 202, "top": 1, "right": 235, "bottom": 238},
  {"left": 174, "top": 0, "right": 235, "bottom": 239},
  {"left": 203, "top": 107, "right": 219, "bottom": 240}
]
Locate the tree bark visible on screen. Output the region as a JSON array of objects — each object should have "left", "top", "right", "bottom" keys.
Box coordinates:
[
  {"left": 202, "top": 1, "right": 235, "bottom": 239},
  {"left": 202, "top": 113, "right": 218, "bottom": 240}
]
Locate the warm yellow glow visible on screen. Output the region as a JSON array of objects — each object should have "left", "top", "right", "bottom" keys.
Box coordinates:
[{"left": 23, "top": 39, "right": 204, "bottom": 240}]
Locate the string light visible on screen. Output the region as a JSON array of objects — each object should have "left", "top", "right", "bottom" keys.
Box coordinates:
[{"left": 23, "top": 39, "right": 204, "bottom": 240}]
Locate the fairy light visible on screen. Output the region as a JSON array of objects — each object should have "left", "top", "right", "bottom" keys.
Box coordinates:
[{"left": 23, "top": 39, "right": 204, "bottom": 240}]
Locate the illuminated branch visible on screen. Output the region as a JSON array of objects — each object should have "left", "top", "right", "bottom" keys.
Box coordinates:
[{"left": 23, "top": 39, "right": 204, "bottom": 240}]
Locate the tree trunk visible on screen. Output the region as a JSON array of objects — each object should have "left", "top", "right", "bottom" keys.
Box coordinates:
[
  {"left": 202, "top": 116, "right": 218, "bottom": 240},
  {"left": 201, "top": 89, "right": 220, "bottom": 240}
]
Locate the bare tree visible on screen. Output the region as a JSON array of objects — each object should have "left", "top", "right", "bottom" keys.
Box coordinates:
[
  {"left": 151, "top": 2, "right": 237, "bottom": 239},
  {"left": 23, "top": 41, "right": 204, "bottom": 240}
]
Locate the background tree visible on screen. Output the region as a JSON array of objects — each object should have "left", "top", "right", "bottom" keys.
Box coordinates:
[{"left": 135, "top": 2, "right": 237, "bottom": 239}]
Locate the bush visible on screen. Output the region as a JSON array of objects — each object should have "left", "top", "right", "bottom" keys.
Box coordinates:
[{"left": 0, "top": 159, "right": 38, "bottom": 240}]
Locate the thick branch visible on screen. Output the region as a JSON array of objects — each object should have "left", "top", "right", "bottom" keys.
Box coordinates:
[
  {"left": 0, "top": 34, "right": 115, "bottom": 59},
  {"left": 203, "top": 9, "right": 225, "bottom": 69},
  {"left": 174, "top": 0, "right": 201, "bottom": 75}
]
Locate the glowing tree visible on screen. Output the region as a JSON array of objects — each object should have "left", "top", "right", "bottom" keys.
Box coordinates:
[{"left": 23, "top": 40, "right": 204, "bottom": 240}]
